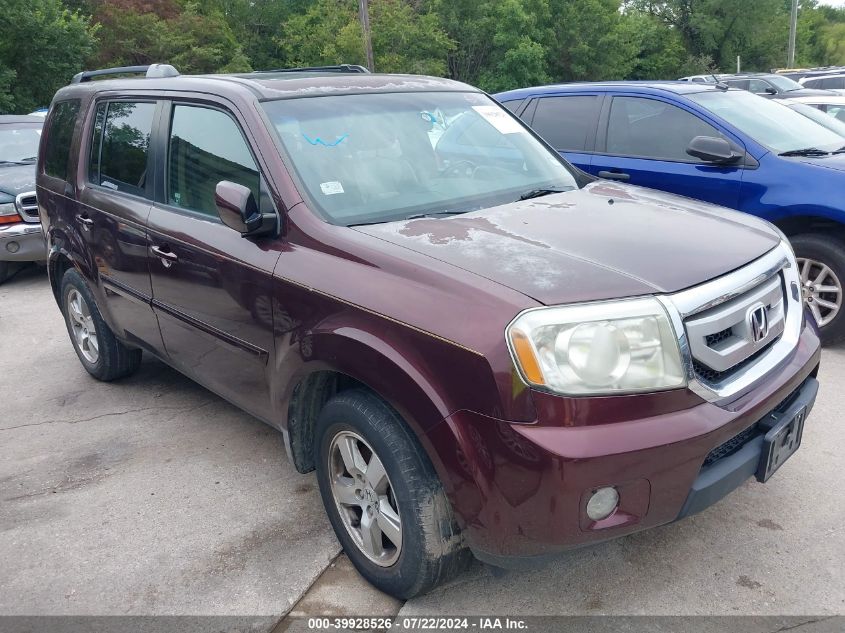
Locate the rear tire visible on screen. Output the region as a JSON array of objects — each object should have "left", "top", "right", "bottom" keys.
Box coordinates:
[
  {"left": 791, "top": 233, "right": 845, "bottom": 345},
  {"left": 314, "top": 389, "right": 470, "bottom": 599},
  {"left": 60, "top": 268, "right": 142, "bottom": 381}
]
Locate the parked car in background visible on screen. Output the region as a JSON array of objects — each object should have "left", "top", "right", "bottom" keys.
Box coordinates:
[
  {"left": 779, "top": 100, "right": 845, "bottom": 136},
  {"left": 800, "top": 73, "right": 845, "bottom": 94},
  {"left": 773, "top": 66, "right": 845, "bottom": 82},
  {"left": 38, "top": 64, "right": 821, "bottom": 598},
  {"left": 782, "top": 95, "right": 845, "bottom": 123},
  {"left": 496, "top": 82, "right": 845, "bottom": 342},
  {"left": 717, "top": 73, "right": 832, "bottom": 99},
  {"left": 0, "top": 115, "right": 46, "bottom": 283}
]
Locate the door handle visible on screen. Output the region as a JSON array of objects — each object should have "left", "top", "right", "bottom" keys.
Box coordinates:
[
  {"left": 75, "top": 213, "right": 94, "bottom": 226},
  {"left": 150, "top": 245, "right": 178, "bottom": 268},
  {"left": 597, "top": 171, "right": 631, "bottom": 182}
]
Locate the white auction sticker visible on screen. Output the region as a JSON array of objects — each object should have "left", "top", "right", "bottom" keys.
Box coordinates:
[
  {"left": 472, "top": 105, "right": 524, "bottom": 134},
  {"left": 320, "top": 181, "right": 345, "bottom": 195}
]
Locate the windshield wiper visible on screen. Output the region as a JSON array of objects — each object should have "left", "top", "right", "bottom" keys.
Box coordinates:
[
  {"left": 405, "top": 210, "right": 467, "bottom": 220},
  {"left": 0, "top": 160, "right": 30, "bottom": 166},
  {"left": 779, "top": 148, "right": 831, "bottom": 157},
  {"left": 518, "top": 187, "right": 570, "bottom": 201},
  {"left": 833, "top": 146, "right": 845, "bottom": 154}
]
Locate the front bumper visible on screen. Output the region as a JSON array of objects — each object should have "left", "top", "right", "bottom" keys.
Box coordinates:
[
  {"left": 0, "top": 222, "right": 46, "bottom": 262},
  {"left": 427, "top": 324, "right": 821, "bottom": 566}
]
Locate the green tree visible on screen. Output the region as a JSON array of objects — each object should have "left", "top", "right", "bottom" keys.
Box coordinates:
[
  {"left": 0, "top": 0, "right": 97, "bottom": 113},
  {"left": 280, "top": 0, "right": 452, "bottom": 75}
]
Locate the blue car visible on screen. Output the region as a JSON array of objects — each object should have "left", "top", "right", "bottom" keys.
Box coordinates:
[{"left": 495, "top": 82, "right": 845, "bottom": 343}]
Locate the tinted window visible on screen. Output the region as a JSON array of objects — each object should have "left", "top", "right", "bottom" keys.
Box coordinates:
[
  {"left": 167, "top": 105, "right": 259, "bottom": 216},
  {"left": 531, "top": 96, "right": 599, "bottom": 151},
  {"left": 804, "top": 78, "right": 823, "bottom": 88},
  {"left": 88, "top": 102, "right": 106, "bottom": 184},
  {"left": 606, "top": 96, "right": 721, "bottom": 161},
  {"left": 823, "top": 77, "right": 845, "bottom": 89},
  {"left": 94, "top": 102, "right": 155, "bottom": 197},
  {"left": 724, "top": 79, "right": 750, "bottom": 90},
  {"left": 501, "top": 99, "right": 524, "bottom": 114},
  {"left": 747, "top": 79, "right": 772, "bottom": 93},
  {"left": 44, "top": 100, "right": 80, "bottom": 180}
]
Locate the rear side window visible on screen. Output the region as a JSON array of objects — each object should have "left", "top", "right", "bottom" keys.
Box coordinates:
[
  {"left": 823, "top": 77, "right": 845, "bottom": 89},
  {"left": 605, "top": 96, "right": 721, "bottom": 162},
  {"left": 167, "top": 104, "right": 259, "bottom": 217},
  {"left": 501, "top": 99, "right": 524, "bottom": 114},
  {"left": 43, "top": 100, "right": 80, "bottom": 180},
  {"left": 804, "top": 78, "right": 822, "bottom": 88},
  {"left": 724, "top": 79, "right": 750, "bottom": 90},
  {"left": 530, "top": 96, "right": 599, "bottom": 152},
  {"left": 90, "top": 101, "right": 156, "bottom": 197}
]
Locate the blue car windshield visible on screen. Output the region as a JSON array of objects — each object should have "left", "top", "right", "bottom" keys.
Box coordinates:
[
  {"left": 262, "top": 91, "right": 578, "bottom": 225},
  {"left": 690, "top": 90, "right": 844, "bottom": 153}
]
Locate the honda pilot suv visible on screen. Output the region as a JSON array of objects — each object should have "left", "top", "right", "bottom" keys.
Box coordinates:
[{"left": 38, "top": 64, "right": 821, "bottom": 598}]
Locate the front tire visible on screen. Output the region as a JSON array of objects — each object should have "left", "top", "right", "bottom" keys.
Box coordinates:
[
  {"left": 60, "top": 268, "right": 142, "bottom": 381},
  {"left": 791, "top": 233, "right": 845, "bottom": 345},
  {"left": 314, "top": 389, "right": 470, "bottom": 599}
]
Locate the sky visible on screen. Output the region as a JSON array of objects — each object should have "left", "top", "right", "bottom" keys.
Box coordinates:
[{"left": 818, "top": 0, "right": 845, "bottom": 6}]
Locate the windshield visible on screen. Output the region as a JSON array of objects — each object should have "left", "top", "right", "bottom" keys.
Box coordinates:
[
  {"left": 766, "top": 75, "right": 804, "bottom": 92},
  {"left": 689, "top": 90, "right": 843, "bottom": 153},
  {"left": 0, "top": 123, "right": 42, "bottom": 163},
  {"left": 784, "top": 102, "right": 845, "bottom": 137},
  {"left": 262, "top": 91, "right": 578, "bottom": 225}
]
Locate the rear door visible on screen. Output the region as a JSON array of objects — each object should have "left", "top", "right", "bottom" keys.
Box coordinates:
[
  {"left": 521, "top": 93, "right": 602, "bottom": 171},
  {"left": 587, "top": 94, "right": 745, "bottom": 209},
  {"left": 146, "top": 99, "right": 280, "bottom": 421},
  {"left": 77, "top": 98, "right": 165, "bottom": 353}
]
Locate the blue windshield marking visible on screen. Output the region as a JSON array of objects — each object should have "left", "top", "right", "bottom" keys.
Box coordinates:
[{"left": 302, "top": 133, "right": 348, "bottom": 147}]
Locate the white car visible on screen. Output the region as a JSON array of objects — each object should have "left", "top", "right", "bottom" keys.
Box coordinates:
[
  {"left": 799, "top": 73, "right": 845, "bottom": 94},
  {"left": 782, "top": 94, "right": 845, "bottom": 123}
]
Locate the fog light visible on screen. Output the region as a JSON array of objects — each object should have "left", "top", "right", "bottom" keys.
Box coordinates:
[
  {"left": 586, "top": 486, "right": 619, "bottom": 521},
  {"left": 6, "top": 240, "right": 19, "bottom": 253}
]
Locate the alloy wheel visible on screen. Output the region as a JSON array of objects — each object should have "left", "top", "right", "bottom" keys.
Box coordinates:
[
  {"left": 67, "top": 288, "right": 99, "bottom": 363},
  {"left": 798, "top": 257, "right": 842, "bottom": 327},
  {"left": 328, "top": 430, "right": 402, "bottom": 567}
]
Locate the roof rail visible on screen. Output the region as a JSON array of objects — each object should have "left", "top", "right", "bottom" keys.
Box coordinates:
[
  {"left": 71, "top": 63, "right": 180, "bottom": 84},
  {"left": 251, "top": 64, "right": 370, "bottom": 75}
]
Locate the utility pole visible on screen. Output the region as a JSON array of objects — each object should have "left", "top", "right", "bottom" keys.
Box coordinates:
[
  {"left": 359, "top": 0, "right": 374, "bottom": 72},
  {"left": 788, "top": 0, "right": 798, "bottom": 68}
]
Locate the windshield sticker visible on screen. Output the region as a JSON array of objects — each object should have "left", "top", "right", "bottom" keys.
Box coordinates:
[
  {"left": 471, "top": 105, "right": 524, "bottom": 134},
  {"left": 420, "top": 111, "right": 437, "bottom": 124},
  {"left": 303, "top": 133, "right": 348, "bottom": 147},
  {"left": 320, "top": 181, "right": 345, "bottom": 195}
]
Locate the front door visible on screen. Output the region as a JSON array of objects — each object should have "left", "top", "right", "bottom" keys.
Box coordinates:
[
  {"left": 588, "top": 95, "right": 745, "bottom": 209},
  {"left": 146, "top": 101, "right": 280, "bottom": 421}
]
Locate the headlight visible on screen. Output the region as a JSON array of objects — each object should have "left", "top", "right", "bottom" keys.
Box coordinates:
[
  {"left": 0, "top": 202, "right": 18, "bottom": 217},
  {"left": 507, "top": 297, "right": 686, "bottom": 395}
]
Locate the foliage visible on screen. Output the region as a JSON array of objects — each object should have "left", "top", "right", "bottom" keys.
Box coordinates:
[
  {"left": 0, "top": 0, "right": 96, "bottom": 113},
  {"left": 4, "top": 0, "right": 845, "bottom": 113}
]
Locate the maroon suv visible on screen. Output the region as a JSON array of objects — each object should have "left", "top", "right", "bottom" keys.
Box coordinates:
[{"left": 37, "top": 64, "right": 821, "bottom": 598}]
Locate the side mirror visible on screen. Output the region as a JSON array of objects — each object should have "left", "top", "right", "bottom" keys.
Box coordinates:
[
  {"left": 764, "top": 87, "right": 778, "bottom": 95},
  {"left": 215, "top": 181, "right": 276, "bottom": 237},
  {"left": 686, "top": 136, "right": 743, "bottom": 164}
]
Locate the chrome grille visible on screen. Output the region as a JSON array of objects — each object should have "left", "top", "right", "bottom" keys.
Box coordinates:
[
  {"left": 15, "top": 191, "right": 39, "bottom": 223},
  {"left": 684, "top": 273, "right": 785, "bottom": 384}
]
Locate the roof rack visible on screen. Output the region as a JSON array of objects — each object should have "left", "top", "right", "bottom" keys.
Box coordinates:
[
  {"left": 250, "top": 64, "right": 370, "bottom": 75},
  {"left": 71, "top": 63, "right": 180, "bottom": 84}
]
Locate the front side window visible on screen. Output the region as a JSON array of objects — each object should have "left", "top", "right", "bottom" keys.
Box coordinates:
[
  {"left": 605, "top": 96, "right": 721, "bottom": 161},
  {"left": 689, "top": 90, "right": 844, "bottom": 154},
  {"left": 167, "top": 105, "right": 259, "bottom": 217},
  {"left": 262, "top": 91, "right": 578, "bottom": 226},
  {"left": 44, "top": 100, "right": 80, "bottom": 180},
  {"left": 746, "top": 79, "right": 772, "bottom": 94},
  {"left": 92, "top": 101, "right": 155, "bottom": 197},
  {"left": 531, "top": 95, "right": 600, "bottom": 151}
]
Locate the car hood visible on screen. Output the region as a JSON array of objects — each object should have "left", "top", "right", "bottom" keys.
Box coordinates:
[
  {"left": 353, "top": 181, "right": 780, "bottom": 305},
  {"left": 779, "top": 88, "right": 838, "bottom": 98},
  {"left": 0, "top": 163, "right": 37, "bottom": 198}
]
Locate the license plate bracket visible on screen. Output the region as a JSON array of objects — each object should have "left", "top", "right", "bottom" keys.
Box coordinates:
[{"left": 756, "top": 405, "right": 807, "bottom": 482}]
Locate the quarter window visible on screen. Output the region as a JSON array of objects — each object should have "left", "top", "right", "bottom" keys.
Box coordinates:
[
  {"left": 44, "top": 100, "right": 80, "bottom": 180},
  {"left": 167, "top": 105, "right": 259, "bottom": 217},
  {"left": 605, "top": 96, "right": 722, "bottom": 162},
  {"left": 91, "top": 101, "right": 156, "bottom": 197},
  {"left": 531, "top": 96, "right": 600, "bottom": 152}
]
